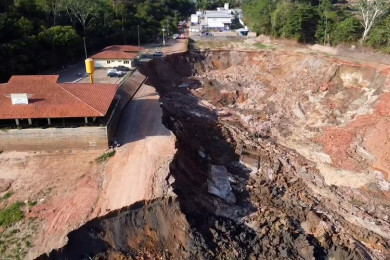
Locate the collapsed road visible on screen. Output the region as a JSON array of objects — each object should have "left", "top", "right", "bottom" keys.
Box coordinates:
[{"left": 39, "top": 50, "right": 390, "bottom": 259}]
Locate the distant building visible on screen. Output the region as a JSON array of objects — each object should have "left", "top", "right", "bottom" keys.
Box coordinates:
[
  {"left": 91, "top": 45, "right": 145, "bottom": 69},
  {"left": 204, "top": 11, "right": 233, "bottom": 30},
  {"left": 0, "top": 75, "right": 120, "bottom": 150},
  {"left": 191, "top": 14, "right": 199, "bottom": 25}
]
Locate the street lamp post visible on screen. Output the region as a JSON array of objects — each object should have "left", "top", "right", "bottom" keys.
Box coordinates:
[
  {"left": 162, "top": 28, "right": 166, "bottom": 46},
  {"left": 137, "top": 25, "right": 140, "bottom": 46}
]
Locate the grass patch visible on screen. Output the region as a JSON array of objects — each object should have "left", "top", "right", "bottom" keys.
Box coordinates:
[
  {"left": 27, "top": 201, "right": 37, "bottom": 208},
  {"left": 0, "top": 202, "right": 25, "bottom": 227},
  {"left": 254, "top": 43, "right": 268, "bottom": 49},
  {"left": 95, "top": 150, "right": 116, "bottom": 163},
  {"left": 1, "top": 191, "right": 13, "bottom": 201}
]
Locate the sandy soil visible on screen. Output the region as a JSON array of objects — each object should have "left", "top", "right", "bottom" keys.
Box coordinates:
[
  {"left": 92, "top": 84, "right": 176, "bottom": 215},
  {"left": 0, "top": 150, "right": 103, "bottom": 259}
]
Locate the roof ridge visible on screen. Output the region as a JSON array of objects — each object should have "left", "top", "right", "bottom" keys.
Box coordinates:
[{"left": 58, "top": 84, "right": 104, "bottom": 116}]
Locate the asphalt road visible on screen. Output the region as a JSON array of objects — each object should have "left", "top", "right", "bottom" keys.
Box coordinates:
[
  {"left": 93, "top": 82, "right": 175, "bottom": 213},
  {"left": 115, "top": 83, "right": 171, "bottom": 145},
  {"left": 57, "top": 61, "right": 87, "bottom": 83}
]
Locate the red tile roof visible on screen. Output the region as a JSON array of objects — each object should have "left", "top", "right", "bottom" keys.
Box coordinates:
[
  {"left": 0, "top": 75, "right": 118, "bottom": 119},
  {"left": 103, "top": 45, "right": 145, "bottom": 52},
  {"left": 91, "top": 50, "right": 138, "bottom": 60},
  {"left": 91, "top": 45, "right": 144, "bottom": 60}
]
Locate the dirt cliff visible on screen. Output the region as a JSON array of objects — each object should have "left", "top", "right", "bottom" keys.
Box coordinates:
[{"left": 39, "top": 50, "right": 390, "bottom": 259}]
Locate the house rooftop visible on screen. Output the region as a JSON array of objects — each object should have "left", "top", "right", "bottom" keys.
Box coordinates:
[
  {"left": 103, "top": 45, "right": 145, "bottom": 52},
  {"left": 91, "top": 45, "right": 144, "bottom": 60},
  {"left": 204, "top": 11, "right": 233, "bottom": 18},
  {"left": 91, "top": 50, "right": 138, "bottom": 60},
  {"left": 0, "top": 75, "right": 119, "bottom": 119}
]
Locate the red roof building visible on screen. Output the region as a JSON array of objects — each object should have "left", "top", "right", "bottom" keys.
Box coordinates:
[
  {"left": 91, "top": 50, "right": 137, "bottom": 60},
  {"left": 0, "top": 75, "right": 119, "bottom": 120},
  {"left": 91, "top": 45, "right": 145, "bottom": 69},
  {"left": 103, "top": 45, "right": 145, "bottom": 52}
]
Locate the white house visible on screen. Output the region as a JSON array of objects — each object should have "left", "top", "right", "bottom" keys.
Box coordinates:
[
  {"left": 91, "top": 45, "right": 144, "bottom": 69},
  {"left": 204, "top": 11, "right": 233, "bottom": 29}
]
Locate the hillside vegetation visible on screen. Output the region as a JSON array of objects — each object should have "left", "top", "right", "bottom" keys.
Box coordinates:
[
  {"left": 0, "top": 0, "right": 193, "bottom": 82},
  {"left": 243, "top": 0, "right": 390, "bottom": 51}
]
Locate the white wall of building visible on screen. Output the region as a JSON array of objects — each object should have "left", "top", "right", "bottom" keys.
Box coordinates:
[
  {"left": 206, "top": 17, "right": 232, "bottom": 25},
  {"left": 191, "top": 14, "right": 199, "bottom": 24},
  {"left": 94, "top": 59, "right": 132, "bottom": 68}
]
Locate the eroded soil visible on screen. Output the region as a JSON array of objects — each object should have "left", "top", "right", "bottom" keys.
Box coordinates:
[{"left": 38, "top": 49, "right": 390, "bottom": 259}]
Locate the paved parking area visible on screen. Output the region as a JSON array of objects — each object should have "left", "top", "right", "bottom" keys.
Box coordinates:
[
  {"left": 59, "top": 38, "right": 187, "bottom": 84},
  {"left": 77, "top": 68, "right": 130, "bottom": 84}
]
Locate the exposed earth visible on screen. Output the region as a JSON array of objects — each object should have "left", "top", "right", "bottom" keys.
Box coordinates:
[
  {"left": 36, "top": 45, "right": 390, "bottom": 259},
  {"left": 0, "top": 83, "right": 175, "bottom": 259},
  {"left": 1, "top": 37, "right": 390, "bottom": 259}
]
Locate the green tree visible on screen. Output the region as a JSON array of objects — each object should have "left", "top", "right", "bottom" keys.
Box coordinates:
[
  {"left": 17, "top": 16, "right": 34, "bottom": 36},
  {"left": 271, "top": 1, "right": 295, "bottom": 38},
  {"left": 62, "top": 0, "right": 99, "bottom": 58},
  {"left": 283, "top": 4, "right": 320, "bottom": 43},
  {"left": 358, "top": 0, "right": 389, "bottom": 42},
  {"left": 366, "top": 15, "right": 390, "bottom": 51},
  {"left": 331, "top": 17, "right": 363, "bottom": 45},
  {"left": 38, "top": 25, "right": 79, "bottom": 48},
  {"left": 316, "top": 0, "right": 333, "bottom": 45},
  {"left": 243, "top": 0, "right": 276, "bottom": 35}
]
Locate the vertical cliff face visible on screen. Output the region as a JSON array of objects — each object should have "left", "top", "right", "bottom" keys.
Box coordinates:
[
  {"left": 142, "top": 51, "right": 390, "bottom": 259},
  {"left": 39, "top": 50, "right": 390, "bottom": 259}
]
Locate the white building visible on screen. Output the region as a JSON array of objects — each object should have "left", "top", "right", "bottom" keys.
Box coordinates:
[
  {"left": 191, "top": 14, "right": 199, "bottom": 24},
  {"left": 91, "top": 45, "right": 144, "bottom": 69},
  {"left": 204, "top": 11, "right": 233, "bottom": 29}
]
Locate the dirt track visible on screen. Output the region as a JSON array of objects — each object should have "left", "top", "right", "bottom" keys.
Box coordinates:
[{"left": 91, "top": 83, "right": 175, "bottom": 215}]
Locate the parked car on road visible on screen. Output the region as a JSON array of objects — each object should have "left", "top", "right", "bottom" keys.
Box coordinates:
[
  {"left": 107, "top": 69, "right": 126, "bottom": 77},
  {"left": 114, "top": 65, "right": 131, "bottom": 72},
  {"left": 172, "top": 34, "right": 179, "bottom": 39},
  {"left": 153, "top": 51, "right": 163, "bottom": 57},
  {"left": 113, "top": 65, "right": 130, "bottom": 71},
  {"left": 107, "top": 69, "right": 118, "bottom": 77},
  {"left": 116, "top": 70, "right": 126, "bottom": 77}
]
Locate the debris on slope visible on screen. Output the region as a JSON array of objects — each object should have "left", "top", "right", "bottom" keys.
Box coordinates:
[{"left": 40, "top": 50, "right": 390, "bottom": 259}]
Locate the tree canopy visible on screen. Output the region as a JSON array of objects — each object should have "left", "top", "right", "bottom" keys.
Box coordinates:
[
  {"left": 0, "top": 0, "right": 194, "bottom": 82},
  {"left": 243, "top": 0, "right": 390, "bottom": 50}
]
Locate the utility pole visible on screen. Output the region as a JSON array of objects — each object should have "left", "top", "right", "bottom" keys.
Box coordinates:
[
  {"left": 83, "top": 37, "right": 88, "bottom": 59},
  {"left": 162, "top": 28, "right": 166, "bottom": 46},
  {"left": 137, "top": 25, "right": 140, "bottom": 46},
  {"left": 167, "top": 24, "right": 170, "bottom": 36}
]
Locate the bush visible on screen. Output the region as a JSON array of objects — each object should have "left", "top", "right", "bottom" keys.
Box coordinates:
[
  {"left": 271, "top": 2, "right": 295, "bottom": 38},
  {"left": 283, "top": 4, "right": 320, "bottom": 43},
  {"left": 243, "top": 0, "right": 276, "bottom": 35},
  {"left": 0, "top": 202, "right": 24, "bottom": 227},
  {"left": 331, "top": 17, "right": 363, "bottom": 45},
  {"left": 95, "top": 150, "right": 116, "bottom": 163},
  {"left": 366, "top": 16, "right": 390, "bottom": 49},
  {"left": 1, "top": 191, "right": 13, "bottom": 201},
  {"left": 366, "top": 27, "right": 389, "bottom": 48}
]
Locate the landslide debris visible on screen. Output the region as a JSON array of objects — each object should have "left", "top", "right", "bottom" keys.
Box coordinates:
[{"left": 40, "top": 50, "right": 390, "bottom": 259}]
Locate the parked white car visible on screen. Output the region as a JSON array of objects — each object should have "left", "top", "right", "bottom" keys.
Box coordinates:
[{"left": 107, "top": 69, "right": 126, "bottom": 77}]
